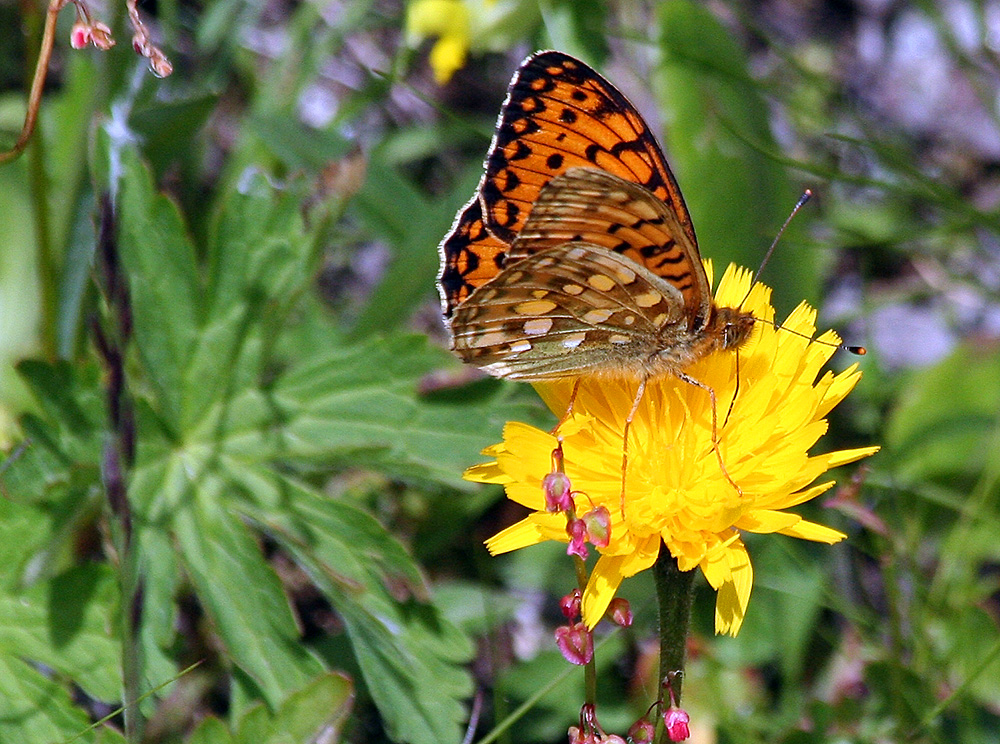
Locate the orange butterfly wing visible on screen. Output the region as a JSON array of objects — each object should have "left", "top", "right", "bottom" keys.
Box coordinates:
[
  {"left": 481, "top": 51, "right": 696, "bottom": 250},
  {"left": 439, "top": 51, "right": 701, "bottom": 321},
  {"left": 438, "top": 196, "right": 509, "bottom": 319},
  {"left": 509, "top": 167, "right": 712, "bottom": 331}
]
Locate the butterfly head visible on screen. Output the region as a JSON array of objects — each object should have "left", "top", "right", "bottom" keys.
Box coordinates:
[{"left": 706, "top": 305, "right": 756, "bottom": 354}]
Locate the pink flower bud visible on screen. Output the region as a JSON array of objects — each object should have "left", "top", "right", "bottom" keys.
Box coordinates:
[
  {"left": 89, "top": 21, "right": 115, "bottom": 51},
  {"left": 627, "top": 718, "right": 655, "bottom": 744},
  {"left": 148, "top": 49, "right": 173, "bottom": 78},
  {"left": 662, "top": 707, "right": 690, "bottom": 742},
  {"left": 566, "top": 517, "right": 588, "bottom": 559},
  {"left": 607, "top": 598, "right": 632, "bottom": 627},
  {"left": 70, "top": 23, "right": 91, "bottom": 49},
  {"left": 555, "top": 621, "right": 593, "bottom": 665},
  {"left": 568, "top": 726, "right": 597, "bottom": 744},
  {"left": 560, "top": 589, "right": 582, "bottom": 619},
  {"left": 582, "top": 505, "right": 610, "bottom": 548},
  {"left": 603, "top": 736, "right": 626, "bottom": 744},
  {"left": 543, "top": 470, "right": 573, "bottom": 512}
]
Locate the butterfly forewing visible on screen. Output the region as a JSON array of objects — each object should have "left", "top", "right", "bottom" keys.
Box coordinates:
[
  {"left": 509, "top": 167, "right": 712, "bottom": 331},
  {"left": 449, "top": 242, "right": 687, "bottom": 380},
  {"left": 438, "top": 195, "right": 510, "bottom": 318},
  {"left": 480, "top": 52, "right": 697, "bottom": 256}
]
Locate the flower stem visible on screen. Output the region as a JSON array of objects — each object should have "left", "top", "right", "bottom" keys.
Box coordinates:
[
  {"left": 572, "top": 555, "right": 597, "bottom": 704},
  {"left": 652, "top": 546, "right": 695, "bottom": 704}
]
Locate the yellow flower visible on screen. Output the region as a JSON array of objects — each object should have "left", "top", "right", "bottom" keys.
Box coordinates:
[
  {"left": 466, "top": 264, "right": 878, "bottom": 636},
  {"left": 406, "top": 0, "right": 471, "bottom": 84}
]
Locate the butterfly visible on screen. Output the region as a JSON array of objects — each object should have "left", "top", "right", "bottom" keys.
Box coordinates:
[{"left": 437, "top": 51, "right": 757, "bottom": 505}]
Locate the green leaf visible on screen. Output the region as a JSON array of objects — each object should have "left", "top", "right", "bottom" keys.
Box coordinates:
[
  {"left": 248, "top": 477, "right": 473, "bottom": 744},
  {"left": 5, "top": 361, "right": 105, "bottom": 583},
  {"left": 270, "top": 335, "right": 539, "bottom": 487},
  {"left": 0, "top": 498, "right": 52, "bottom": 587},
  {"left": 181, "top": 173, "right": 315, "bottom": 432},
  {"left": 190, "top": 673, "right": 352, "bottom": 744},
  {"left": 349, "top": 156, "right": 481, "bottom": 339},
  {"left": 0, "top": 564, "right": 120, "bottom": 702},
  {"left": 885, "top": 343, "right": 1000, "bottom": 484},
  {"left": 716, "top": 539, "right": 828, "bottom": 681},
  {"left": 941, "top": 604, "right": 1000, "bottom": 707},
  {"left": 539, "top": 0, "right": 610, "bottom": 65},
  {"left": 188, "top": 716, "right": 234, "bottom": 744},
  {"left": 172, "top": 492, "right": 324, "bottom": 706},
  {"left": 0, "top": 655, "right": 99, "bottom": 744},
  {"left": 248, "top": 114, "right": 353, "bottom": 171},
  {"left": 256, "top": 672, "right": 354, "bottom": 744},
  {"left": 129, "top": 93, "right": 219, "bottom": 181},
  {"left": 118, "top": 149, "right": 203, "bottom": 432},
  {"left": 653, "top": 1, "right": 818, "bottom": 310}
]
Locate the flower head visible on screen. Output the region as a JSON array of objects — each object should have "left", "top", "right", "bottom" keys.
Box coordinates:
[
  {"left": 467, "top": 264, "right": 878, "bottom": 635},
  {"left": 406, "top": 0, "right": 542, "bottom": 84},
  {"left": 406, "top": 0, "right": 471, "bottom": 84}
]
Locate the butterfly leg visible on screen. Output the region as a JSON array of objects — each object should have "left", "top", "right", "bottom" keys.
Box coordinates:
[
  {"left": 550, "top": 378, "right": 582, "bottom": 436},
  {"left": 619, "top": 377, "right": 648, "bottom": 519},
  {"left": 675, "top": 371, "right": 743, "bottom": 497}
]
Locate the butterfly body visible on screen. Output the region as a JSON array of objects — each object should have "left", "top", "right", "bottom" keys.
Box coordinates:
[{"left": 438, "top": 51, "right": 755, "bottom": 388}]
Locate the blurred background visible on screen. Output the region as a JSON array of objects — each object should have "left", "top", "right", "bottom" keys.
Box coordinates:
[{"left": 1, "top": 1, "right": 999, "bottom": 743}]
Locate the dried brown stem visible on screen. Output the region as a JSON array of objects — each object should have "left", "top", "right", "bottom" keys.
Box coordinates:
[{"left": 0, "top": 0, "right": 69, "bottom": 165}]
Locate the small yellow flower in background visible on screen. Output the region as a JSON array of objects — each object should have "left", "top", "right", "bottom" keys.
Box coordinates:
[
  {"left": 466, "top": 264, "right": 879, "bottom": 636},
  {"left": 406, "top": 0, "right": 470, "bottom": 84},
  {"left": 406, "top": 0, "right": 540, "bottom": 84}
]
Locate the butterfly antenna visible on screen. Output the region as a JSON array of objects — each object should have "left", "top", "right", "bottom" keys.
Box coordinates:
[
  {"left": 756, "top": 316, "right": 867, "bottom": 356},
  {"left": 752, "top": 189, "right": 812, "bottom": 287},
  {"left": 742, "top": 189, "right": 867, "bottom": 357}
]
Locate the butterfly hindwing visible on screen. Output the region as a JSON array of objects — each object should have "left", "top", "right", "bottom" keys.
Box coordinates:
[
  {"left": 508, "top": 167, "right": 712, "bottom": 332},
  {"left": 448, "top": 242, "right": 687, "bottom": 380}
]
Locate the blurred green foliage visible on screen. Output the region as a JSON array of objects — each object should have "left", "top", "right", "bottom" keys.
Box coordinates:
[{"left": 0, "top": 1, "right": 998, "bottom": 743}]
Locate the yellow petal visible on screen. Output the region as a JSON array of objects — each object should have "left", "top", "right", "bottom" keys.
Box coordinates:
[
  {"left": 464, "top": 461, "right": 509, "bottom": 484},
  {"left": 735, "top": 509, "right": 802, "bottom": 534},
  {"left": 711, "top": 539, "right": 752, "bottom": 636},
  {"left": 582, "top": 554, "right": 628, "bottom": 627},
  {"left": 472, "top": 263, "right": 878, "bottom": 637},
  {"left": 485, "top": 513, "right": 563, "bottom": 554},
  {"left": 778, "top": 519, "right": 846, "bottom": 544}
]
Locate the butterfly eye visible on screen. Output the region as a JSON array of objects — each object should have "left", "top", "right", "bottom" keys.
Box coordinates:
[{"left": 722, "top": 315, "right": 755, "bottom": 350}]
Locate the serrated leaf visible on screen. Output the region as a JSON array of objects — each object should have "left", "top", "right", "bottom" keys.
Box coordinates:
[
  {"left": 0, "top": 655, "right": 99, "bottom": 744},
  {"left": 200, "top": 333, "right": 535, "bottom": 488},
  {"left": 181, "top": 174, "right": 316, "bottom": 431},
  {"left": 244, "top": 476, "right": 473, "bottom": 744},
  {"left": 0, "top": 564, "right": 120, "bottom": 702},
  {"left": 172, "top": 492, "right": 324, "bottom": 706}
]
